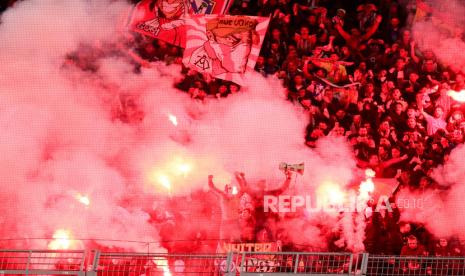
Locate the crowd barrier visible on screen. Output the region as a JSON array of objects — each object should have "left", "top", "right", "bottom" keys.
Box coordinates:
[
  {"left": 0, "top": 250, "right": 463, "bottom": 275},
  {"left": 0, "top": 249, "right": 88, "bottom": 275},
  {"left": 365, "top": 255, "right": 465, "bottom": 276}
]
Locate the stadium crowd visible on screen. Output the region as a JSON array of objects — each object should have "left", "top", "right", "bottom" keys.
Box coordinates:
[
  {"left": 170, "top": 0, "right": 465, "bottom": 260},
  {"left": 2, "top": 0, "right": 465, "bottom": 270}
]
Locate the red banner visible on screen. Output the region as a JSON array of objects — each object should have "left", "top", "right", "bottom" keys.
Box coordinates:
[
  {"left": 372, "top": 178, "right": 399, "bottom": 200},
  {"left": 127, "top": 0, "right": 234, "bottom": 47},
  {"left": 127, "top": 0, "right": 188, "bottom": 47},
  {"left": 182, "top": 15, "right": 270, "bottom": 85}
]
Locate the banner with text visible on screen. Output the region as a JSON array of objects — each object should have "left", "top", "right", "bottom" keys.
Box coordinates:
[{"left": 183, "top": 15, "right": 270, "bottom": 85}]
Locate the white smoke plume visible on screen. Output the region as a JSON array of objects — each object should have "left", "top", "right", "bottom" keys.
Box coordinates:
[
  {"left": 399, "top": 143, "right": 465, "bottom": 239},
  {"left": 411, "top": 0, "right": 465, "bottom": 69},
  {"left": 395, "top": 0, "right": 465, "bottom": 241},
  {"left": 0, "top": 0, "right": 361, "bottom": 251}
]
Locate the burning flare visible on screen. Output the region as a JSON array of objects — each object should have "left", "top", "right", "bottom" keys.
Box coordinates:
[
  {"left": 158, "top": 175, "right": 172, "bottom": 190},
  {"left": 163, "top": 267, "right": 172, "bottom": 276},
  {"left": 364, "top": 169, "right": 376, "bottom": 178},
  {"left": 317, "top": 182, "right": 346, "bottom": 206},
  {"left": 359, "top": 169, "right": 375, "bottom": 199},
  {"left": 154, "top": 258, "right": 172, "bottom": 276},
  {"left": 48, "top": 229, "right": 72, "bottom": 250},
  {"left": 147, "top": 156, "right": 195, "bottom": 195},
  {"left": 76, "top": 194, "right": 90, "bottom": 206},
  {"left": 447, "top": 89, "right": 465, "bottom": 102},
  {"left": 168, "top": 114, "right": 178, "bottom": 126},
  {"left": 176, "top": 162, "right": 191, "bottom": 177}
]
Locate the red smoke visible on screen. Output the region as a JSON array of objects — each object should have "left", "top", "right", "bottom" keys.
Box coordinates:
[{"left": 0, "top": 0, "right": 365, "bottom": 252}]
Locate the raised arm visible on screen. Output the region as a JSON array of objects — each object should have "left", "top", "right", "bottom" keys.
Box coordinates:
[
  {"left": 382, "top": 154, "right": 409, "bottom": 169},
  {"left": 337, "top": 61, "right": 354, "bottom": 66},
  {"left": 419, "top": 103, "right": 433, "bottom": 121},
  {"left": 416, "top": 91, "right": 430, "bottom": 118},
  {"left": 234, "top": 171, "right": 249, "bottom": 193},
  {"left": 409, "top": 41, "right": 420, "bottom": 64},
  {"left": 208, "top": 175, "right": 226, "bottom": 197},
  {"left": 334, "top": 23, "right": 352, "bottom": 42},
  {"left": 303, "top": 59, "right": 313, "bottom": 79},
  {"left": 268, "top": 170, "right": 292, "bottom": 196},
  {"left": 362, "top": 15, "right": 382, "bottom": 41}
]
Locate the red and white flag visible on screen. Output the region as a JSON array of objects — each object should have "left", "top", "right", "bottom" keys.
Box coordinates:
[
  {"left": 127, "top": 0, "right": 234, "bottom": 47},
  {"left": 127, "top": 0, "right": 189, "bottom": 47},
  {"left": 182, "top": 15, "right": 270, "bottom": 85}
]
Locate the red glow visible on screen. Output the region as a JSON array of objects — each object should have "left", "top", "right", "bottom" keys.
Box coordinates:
[{"left": 48, "top": 229, "right": 72, "bottom": 250}]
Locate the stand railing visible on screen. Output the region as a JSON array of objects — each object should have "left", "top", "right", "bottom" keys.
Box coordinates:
[{"left": 0, "top": 249, "right": 463, "bottom": 275}]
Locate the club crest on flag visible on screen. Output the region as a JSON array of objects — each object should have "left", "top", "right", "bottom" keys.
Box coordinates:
[{"left": 190, "top": 0, "right": 216, "bottom": 14}]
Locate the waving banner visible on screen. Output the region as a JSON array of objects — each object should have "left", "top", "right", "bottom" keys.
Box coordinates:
[
  {"left": 183, "top": 15, "right": 270, "bottom": 84},
  {"left": 217, "top": 242, "right": 280, "bottom": 274},
  {"left": 127, "top": 0, "right": 234, "bottom": 47},
  {"left": 127, "top": 0, "right": 188, "bottom": 47}
]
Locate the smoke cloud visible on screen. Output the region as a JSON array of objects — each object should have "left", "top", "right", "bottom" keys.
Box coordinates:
[
  {"left": 394, "top": 0, "right": 465, "bottom": 242},
  {"left": 399, "top": 143, "right": 465, "bottom": 239},
  {"left": 412, "top": 0, "right": 465, "bottom": 69},
  {"left": 0, "top": 0, "right": 361, "bottom": 251}
]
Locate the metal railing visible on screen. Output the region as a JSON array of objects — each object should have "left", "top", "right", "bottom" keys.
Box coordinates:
[
  {"left": 365, "top": 255, "right": 465, "bottom": 276},
  {"left": 95, "top": 252, "right": 229, "bottom": 275},
  {"left": 0, "top": 249, "right": 88, "bottom": 275},
  {"left": 229, "top": 252, "right": 358, "bottom": 275},
  {"left": 0, "top": 249, "right": 464, "bottom": 275}
]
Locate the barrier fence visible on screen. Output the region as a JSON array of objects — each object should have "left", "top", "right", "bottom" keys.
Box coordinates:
[
  {"left": 0, "top": 249, "right": 88, "bottom": 275},
  {"left": 365, "top": 255, "right": 465, "bottom": 276},
  {"left": 228, "top": 252, "right": 359, "bottom": 275},
  {"left": 95, "top": 252, "right": 228, "bottom": 275},
  {"left": 0, "top": 250, "right": 464, "bottom": 275}
]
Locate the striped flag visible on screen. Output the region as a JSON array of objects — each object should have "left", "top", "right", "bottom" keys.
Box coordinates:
[{"left": 182, "top": 15, "right": 270, "bottom": 85}]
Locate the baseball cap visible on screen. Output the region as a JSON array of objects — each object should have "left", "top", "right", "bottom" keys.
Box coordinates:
[{"left": 337, "top": 9, "right": 346, "bottom": 15}]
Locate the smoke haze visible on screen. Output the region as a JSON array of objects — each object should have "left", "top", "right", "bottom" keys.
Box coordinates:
[{"left": 0, "top": 0, "right": 362, "bottom": 251}]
